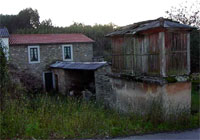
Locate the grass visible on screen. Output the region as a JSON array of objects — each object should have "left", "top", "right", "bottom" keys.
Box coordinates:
[
  {"left": 0, "top": 91, "right": 199, "bottom": 139},
  {"left": 191, "top": 82, "right": 200, "bottom": 113}
]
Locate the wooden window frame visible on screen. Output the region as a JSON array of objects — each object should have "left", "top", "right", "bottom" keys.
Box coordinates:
[
  {"left": 28, "top": 46, "right": 40, "bottom": 64},
  {"left": 62, "top": 44, "right": 73, "bottom": 61}
]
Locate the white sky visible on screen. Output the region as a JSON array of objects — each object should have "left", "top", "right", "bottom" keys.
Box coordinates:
[{"left": 0, "top": 0, "right": 199, "bottom": 27}]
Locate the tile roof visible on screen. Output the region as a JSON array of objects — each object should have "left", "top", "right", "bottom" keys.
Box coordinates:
[
  {"left": 0, "top": 28, "right": 9, "bottom": 37},
  {"left": 106, "top": 17, "right": 195, "bottom": 37},
  {"left": 10, "top": 34, "right": 94, "bottom": 45},
  {"left": 50, "top": 61, "right": 107, "bottom": 70}
]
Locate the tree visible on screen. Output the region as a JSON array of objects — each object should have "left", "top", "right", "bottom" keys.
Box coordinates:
[
  {"left": 0, "top": 8, "right": 40, "bottom": 33},
  {"left": 17, "top": 8, "right": 40, "bottom": 29},
  {"left": 0, "top": 14, "right": 18, "bottom": 33},
  {"left": 40, "top": 19, "right": 53, "bottom": 28},
  {"left": 165, "top": 1, "right": 200, "bottom": 29}
]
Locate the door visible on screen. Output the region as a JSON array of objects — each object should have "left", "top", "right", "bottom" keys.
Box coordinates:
[{"left": 44, "top": 72, "right": 53, "bottom": 92}]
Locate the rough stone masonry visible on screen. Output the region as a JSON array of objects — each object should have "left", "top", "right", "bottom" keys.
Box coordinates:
[{"left": 95, "top": 65, "right": 191, "bottom": 119}]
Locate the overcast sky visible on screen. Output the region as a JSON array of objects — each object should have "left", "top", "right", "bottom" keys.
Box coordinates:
[{"left": 0, "top": 0, "right": 199, "bottom": 27}]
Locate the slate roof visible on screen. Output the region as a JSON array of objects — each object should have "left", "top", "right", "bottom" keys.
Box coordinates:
[
  {"left": 50, "top": 61, "right": 107, "bottom": 70},
  {"left": 0, "top": 28, "right": 9, "bottom": 37},
  {"left": 106, "top": 17, "right": 195, "bottom": 37},
  {"left": 10, "top": 34, "right": 94, "bottom": 45}
]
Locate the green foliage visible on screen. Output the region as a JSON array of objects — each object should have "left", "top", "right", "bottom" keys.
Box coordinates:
[
  {"left": 0, "top": 93, "right": 199, "bottom": 139},
  {"left": 0, "top": 8, "right": 40, "bottom": 33},
  {"left": 17, "top": 8, "right": 40, "bottom": 29},
  {"left": 165, "top": 76, "right": 177, "bottom": 83},
  {"left": 0, "top": 14, "right": 18, "bottom": 33},
  {"left": 0, "top": 40, "right": 10, "bottom": 111},
  {"left": 190, "top": 30, "right": 200, "bottom": 72},
  {"left": 0, "top": 42, "right": 9, "bottom": 88},
  {"left": 39, "top": 19, "right": 53, "bottom": 28},
  {"left": 191, "top": 83, "right": 200, "bottom": 113}
]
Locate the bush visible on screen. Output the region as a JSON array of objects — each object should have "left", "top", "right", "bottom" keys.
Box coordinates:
[
  {"left": 0, "top": 40, "right": 10, "bottom": 111},
  {"left": 191, "top": 30, "right": 200, "bottom": 73}
]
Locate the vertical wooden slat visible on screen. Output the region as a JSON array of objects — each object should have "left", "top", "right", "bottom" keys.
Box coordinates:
[
  {"left": 111, "top": 31, "right": 189, "bottom": 76},
  {"left": 143, "top": 36, "right": 148, "bottom": 73},
  {"left": 187, "top": 33, "right": 190, "bottom": 74},
  {"left": 159, "top": 32, "right": 166, "bottom": 77}
]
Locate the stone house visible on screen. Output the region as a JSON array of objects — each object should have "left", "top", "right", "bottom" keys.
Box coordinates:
[
  {"left": 95, "top": 17, "right": 195, "bottom": 117},
  {"left": 0, "top": 30, "right": 107, "bottom": 93}
]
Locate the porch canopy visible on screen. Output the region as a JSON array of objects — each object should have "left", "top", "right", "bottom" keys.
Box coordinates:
[{"left": 50, "top": 61, "right": 107, "bottom": 70}]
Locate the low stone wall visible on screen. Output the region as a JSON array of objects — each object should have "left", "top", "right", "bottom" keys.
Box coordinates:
[{"left": 95, "top": 66, "right": 191, "bottom": 118}]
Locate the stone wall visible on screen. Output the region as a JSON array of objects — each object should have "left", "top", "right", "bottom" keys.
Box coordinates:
[
  {"left": 95, "top": 65, "right": 114, "bottom": 106},
  {"left": 52, "top": 69, "right": 95, "bottom": 95},
  {"left": 73, "top": 43, "right": 93, "bottom": 62},
  {"left": 9, "top": 43, "right": 93, "bottom": 87},
  {"left": 95, "top": 66, "right": 191, "bottom": 118},
  {"left": 52, "top": 69, "right": 66, "bottom": 94}
]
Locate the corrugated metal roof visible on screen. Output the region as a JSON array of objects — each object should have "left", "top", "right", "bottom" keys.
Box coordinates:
[
  {"left": 0, "top": 28, "right": 9, "bottom": 37},
  {"left": 106, "top": 17, "right": 195, "bottom": 37},
  {"left": 50, "top": 61, "right": 107, "bottom": 70},
  {"left": 10, "top": 34, "right": 94, "bottom": 45}
]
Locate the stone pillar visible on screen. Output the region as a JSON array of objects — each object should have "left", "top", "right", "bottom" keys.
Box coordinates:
[
  {"left": 52, "top": 69, "right": 67, "bottom": 94},
  {"left": 95, "top": 65, "right": 114, "bottom": 106}
]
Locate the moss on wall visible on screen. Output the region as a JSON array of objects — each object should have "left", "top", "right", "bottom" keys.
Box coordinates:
[{"left": 165, "top": 77, "right": 177, "bottom": 83}]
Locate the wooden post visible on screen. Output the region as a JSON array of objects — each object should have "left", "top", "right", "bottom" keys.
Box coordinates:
[
  {"left": 187, "top": 33, "right": 190, "bottom": 75},
  {"left": 159, "top": 32, "right": 166, "bottom": 77},
  {"left": 143, "top": 36, "right": 148, "bottom": 73}
]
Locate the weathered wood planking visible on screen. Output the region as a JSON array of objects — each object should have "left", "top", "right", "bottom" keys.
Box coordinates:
[
  {"left": 111, "top": 31, "right": 189, "bottom": 76},
  {"left": 165, "top": 32, "right": 188, "bottom": 75}
]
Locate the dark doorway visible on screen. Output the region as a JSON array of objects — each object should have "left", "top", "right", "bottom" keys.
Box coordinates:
[{"left": 44, "top": 72, "right": 53, "bottom": 92}]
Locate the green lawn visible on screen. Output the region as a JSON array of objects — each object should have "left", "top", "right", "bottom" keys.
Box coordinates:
[{"left": 0, "top": 92, "right": 199, "bottom": 139}]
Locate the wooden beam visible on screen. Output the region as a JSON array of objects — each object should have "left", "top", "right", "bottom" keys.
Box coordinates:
[
  {"left": 159, "top": 32, "right": 166, "bottom": 77},
  {"left": 143, "top": 36, "right": 148, "bottom": 73},
  {"left": 187, "top": 33, "right": 190, "bottom": 75}
]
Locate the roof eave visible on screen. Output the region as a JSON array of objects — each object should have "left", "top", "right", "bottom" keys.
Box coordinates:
[
  {"left": 0, "top": 36, "right": 9, "bottom": 38},
  {"left": 106, "top": 18, "right": 196, "bottom": 37},
  {"left": 9, "top": 41, "right": 95, "bottom": 46}
]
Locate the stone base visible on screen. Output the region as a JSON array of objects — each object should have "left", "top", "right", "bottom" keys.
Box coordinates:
[{"left": 95, "top": 67, "right": 191, "bottom": 119}]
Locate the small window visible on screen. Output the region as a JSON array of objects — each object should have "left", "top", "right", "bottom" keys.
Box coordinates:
[
  {"left": 28, "top": 46, "right": 40, "bottom": 63},
  {"left": 62, "top": 45, "right": 73, "bottom": 61}
]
